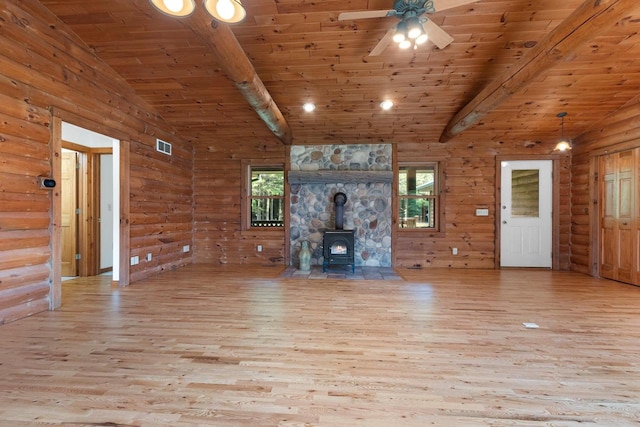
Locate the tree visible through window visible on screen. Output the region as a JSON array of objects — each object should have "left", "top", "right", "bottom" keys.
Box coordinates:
[
  {"left": 250, "top": 167, "right": 284, "bottom": 228},
  {"left": 398, "top": 164, "right": 438, "bottom": 229}
]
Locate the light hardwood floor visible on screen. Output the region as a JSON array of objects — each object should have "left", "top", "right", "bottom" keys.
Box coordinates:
[{"left": 0, "top": 265, "right": 639, "bottom": 426}]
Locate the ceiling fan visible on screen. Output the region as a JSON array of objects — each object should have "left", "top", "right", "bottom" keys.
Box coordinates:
[{"left": 339, "top": 0, "right": 479, "bottom": 56}]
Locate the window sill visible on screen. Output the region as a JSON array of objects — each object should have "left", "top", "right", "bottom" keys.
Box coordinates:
[{"left": 241, "top": 228, "right": 284, "bottom": 237}]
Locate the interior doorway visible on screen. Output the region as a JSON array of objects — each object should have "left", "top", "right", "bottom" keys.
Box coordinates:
[
  {"left": 499, "top": 160, "right": 553, "bottom": 268},
  {"left": 60, "top": 147, "right": 115, "bottom": 278},
  {"left": 59, "top": 122, "right": 118, "bottom": 279}
]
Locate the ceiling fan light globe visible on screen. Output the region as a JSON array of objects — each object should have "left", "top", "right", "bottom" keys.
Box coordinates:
[
  {"left": 408, "top": 27, "right": 423, "bottom": 39},
  {"left": 399, "top": 40, "right": 412, "bottom": 49},
  {"left": 392, "top": 32, "right": 406, "bottom": 43},
  {"left": 415, "top": 33, "right": 429, "bottom": 45},
  {"left": 394, "top": 21, "right": 409, "bottom": 44},
  {"left": 405, "top": 16, "right": 423, "bottom": 39}
]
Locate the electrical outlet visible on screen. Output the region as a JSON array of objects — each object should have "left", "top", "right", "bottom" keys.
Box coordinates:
[
  {"left": 147, "top": 253, "right": 152, "bottom": 261},
  {"left": 452, "top": 248, "right": 458, "bottom": 255},
  {"left": 257, "top": 245, "right": 263, "bottom": 252},
  {"left": 182, "top": 245, "right": 190, "bottom": 253}
]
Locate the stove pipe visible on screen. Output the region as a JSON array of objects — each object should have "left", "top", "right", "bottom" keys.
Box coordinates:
[{"left": 333, "top": 192, "right": 347, "bottom": 230}]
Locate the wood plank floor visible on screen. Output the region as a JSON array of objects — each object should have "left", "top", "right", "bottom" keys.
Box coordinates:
[{"left": 0, "top": 265, "right": 639, "bottom": 426}]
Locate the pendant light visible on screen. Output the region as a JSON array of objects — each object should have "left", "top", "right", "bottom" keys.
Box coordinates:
[{"left": 553, "top": 112, "right": 572, "bottom": 152}]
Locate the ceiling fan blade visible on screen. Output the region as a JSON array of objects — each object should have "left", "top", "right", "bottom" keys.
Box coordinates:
[
  {"left": 432, "top": 0, "right": 480, "bottom": 12},
  {"left": 338, "top": 10, "right": 396, "bottom": 21},
  {"left": 369, "top": 26, "right": 396, "bottom": 56},
  {"left": 423, "top": 19, "right": 454, "bottom": 50}
]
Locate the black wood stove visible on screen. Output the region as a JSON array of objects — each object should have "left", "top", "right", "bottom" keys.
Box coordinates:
[
  {"left": 322, "top": 192, "right": 355, "bottom": 273},
  {"left": 322, "top": 230, "right": 355, "bottom": 273}
]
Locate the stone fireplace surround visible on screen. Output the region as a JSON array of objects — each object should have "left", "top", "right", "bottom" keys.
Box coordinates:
[{"left": 289, "top": 144, "right": 393, "bottom": 268}]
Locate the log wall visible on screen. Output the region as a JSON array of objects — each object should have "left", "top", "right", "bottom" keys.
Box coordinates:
[
  {"left": 396, "top": 139, "right": 571, "bottom": 269},
  {"left": 571, "top": 99, "right": 640, "bottom": 275},
  {"left": 0, "top": 1, "right": 193, "bottom": 324},
  {"left": 193, "top": 135, "right": 572, "bottom": 270},
  {"left": 193, "top": 140, "right": 286, "bottom": 266}
]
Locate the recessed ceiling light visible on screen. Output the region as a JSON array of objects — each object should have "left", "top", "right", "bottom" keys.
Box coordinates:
[
  {"left": 303, "top": 103, "right": 316, "bottom": 112},
  {"left": 380, "top": 100, "right": 394, "bottom": 110}
]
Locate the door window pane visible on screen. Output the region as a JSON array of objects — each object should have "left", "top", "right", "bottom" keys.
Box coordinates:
[{"left": 511, "top": 169, "right": 539, "bottom": 217}]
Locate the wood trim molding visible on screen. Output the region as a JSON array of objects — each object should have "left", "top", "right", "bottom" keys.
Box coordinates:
[
  {"left": 288, "top": 170, "right": 394, "bottom": 184},
  {"left": 495, "top": 155, "right": 561, "bottom": 270},
  {"left": 284, "top": 147, "right": 291, "bottom": 266},
  {"left": 391, "top": 144, "right": 398, "bottom": 267},
  {"left": 118, "top": 140, "right": 130, "bottom": 287},
  {"left": 50, "top": 115, "right": 62, "bottom": 309},
  {"left": 590, "top": 156, "right": 599, "bottom": 277}
]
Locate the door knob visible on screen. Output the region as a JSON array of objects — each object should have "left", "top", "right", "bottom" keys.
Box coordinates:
[{"left": 503, "top": 220, "right": 507, "bottom": 224}]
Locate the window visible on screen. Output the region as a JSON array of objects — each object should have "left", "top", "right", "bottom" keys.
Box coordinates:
[
  {"left": 243, "top": 163, "right": 284, "bottom": 229},
  {"left": 398, "top": 163, "right": 440, "bottom": 230}
]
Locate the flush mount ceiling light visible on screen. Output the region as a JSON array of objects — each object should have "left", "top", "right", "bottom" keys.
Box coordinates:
[
  {"left": 380, "top": 100, "right": 394, "bottom": 110},
  {"left": 553, "top": 112, "right": 573, "bottom": 152},
  {"left": 149, "top": 0, "right": 246, "bottom": 23},
  {"left": 149, "top": 0, "right": 195, "bottom": 17},
  {"left": 204, "top": 0, "right": 246, "bottom": 23},
  {"left": 303, "top": 103, "right": 316, "bottom": 112}
]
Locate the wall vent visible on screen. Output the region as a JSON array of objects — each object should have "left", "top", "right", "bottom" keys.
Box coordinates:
[{"left": 156, "top": 138, "right": 172, "bottom": 155}]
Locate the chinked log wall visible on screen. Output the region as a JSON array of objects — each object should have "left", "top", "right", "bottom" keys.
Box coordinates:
[{"left": 0, "top": 1, "right": 193, "bottom": 324}]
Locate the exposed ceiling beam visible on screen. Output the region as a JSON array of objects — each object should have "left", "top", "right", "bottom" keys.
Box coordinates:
[
  {"left": 439, "top": 0, "right": 640, "bottom": 143},
  {"left": 188, "top": 9, "right": 293, "bottom": 145}
]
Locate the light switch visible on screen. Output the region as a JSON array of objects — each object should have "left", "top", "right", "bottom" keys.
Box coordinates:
[{"left": 475, "top": 208, "right": 489, "bottom": 216}]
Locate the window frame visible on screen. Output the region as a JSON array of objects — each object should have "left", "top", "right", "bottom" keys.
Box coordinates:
[
  {"left": 241, "top": 160, "right": 285, "bottom": 232},
  {"left": 396, "top": 161, "right": 445, "bottom": 233}
]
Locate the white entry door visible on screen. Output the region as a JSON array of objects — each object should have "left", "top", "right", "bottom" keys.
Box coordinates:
[{"left": 500, "top": 160, "right": 552, "bottom": 268}]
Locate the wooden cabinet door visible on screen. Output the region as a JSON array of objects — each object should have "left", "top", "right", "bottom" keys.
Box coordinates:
[{"left": 599, "top": 149, "right": 638, "bottom": 285}]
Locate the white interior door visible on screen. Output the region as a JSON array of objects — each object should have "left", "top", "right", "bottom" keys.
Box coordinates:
[{"left": 500, "top": 160, "right": 552, "bottom": 268}]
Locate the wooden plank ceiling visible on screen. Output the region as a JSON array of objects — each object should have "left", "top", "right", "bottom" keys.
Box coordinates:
[{"left": 39, "top": 0, "right": 640, "bottom": 147}]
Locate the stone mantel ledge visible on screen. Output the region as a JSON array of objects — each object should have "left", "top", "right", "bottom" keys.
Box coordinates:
[{"left": 287, "top": 170, "right": 393, "bottom": 185}]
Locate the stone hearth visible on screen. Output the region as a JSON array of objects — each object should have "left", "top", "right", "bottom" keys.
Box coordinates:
[
  {"left": 280, "top": 265, "right": 402, "bottom": 281},
  {"left": 289, "top": 144, "right": 392, "bottom": 268}
]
